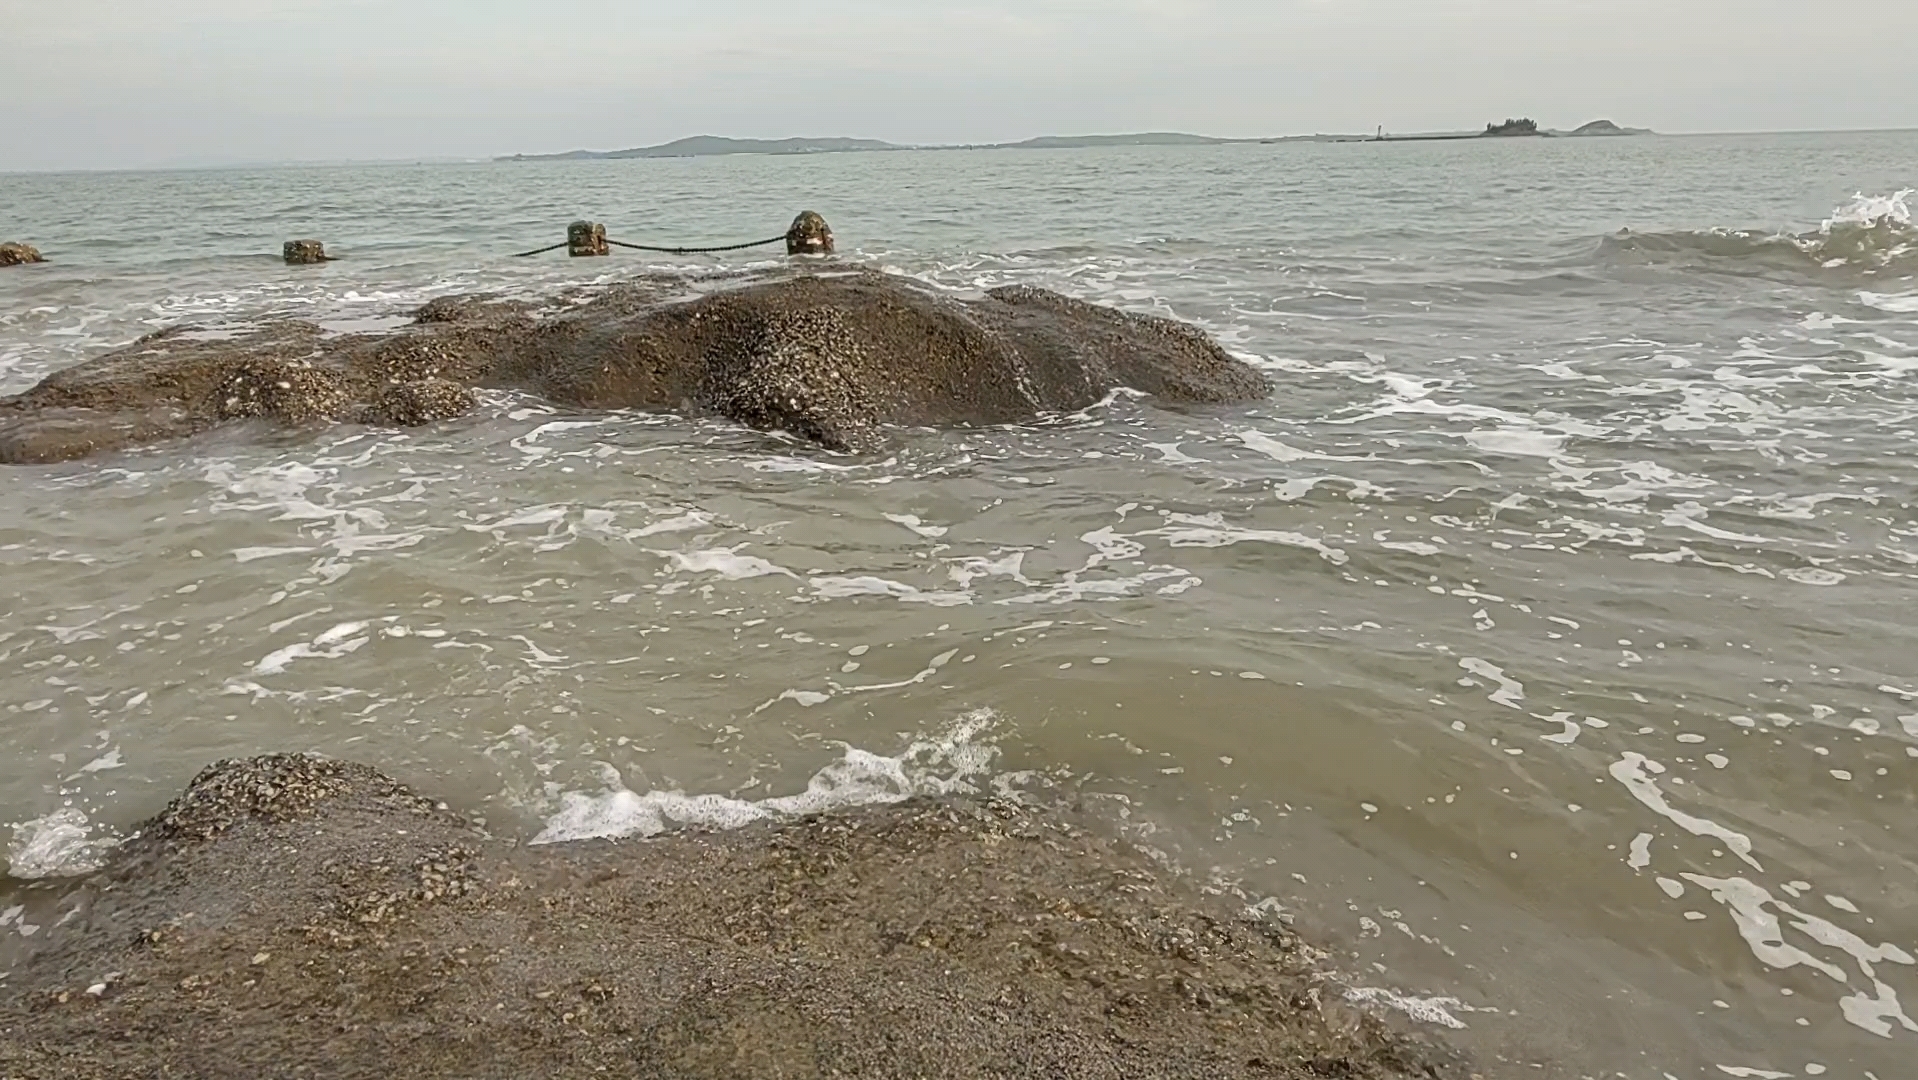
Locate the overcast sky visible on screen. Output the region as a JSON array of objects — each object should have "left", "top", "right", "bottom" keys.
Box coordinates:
[{"left": 5, "top": 0, "right": 1913, "bottom": 170}]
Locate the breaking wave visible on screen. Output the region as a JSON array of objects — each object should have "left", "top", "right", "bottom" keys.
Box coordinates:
[
  {"left": 530, "top": 710, "right": 1011, "bottom": 845},
  {"left": 1600, "top": 190, "right": 1916, "bottom": 275}
]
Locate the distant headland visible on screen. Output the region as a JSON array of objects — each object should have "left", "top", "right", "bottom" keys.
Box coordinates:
[
  {"left": 498, "top": 122, "right": 1651, "bottom": 161},
  {"left": 1364, "top": 118, "right": 1654, "bottom": 143}
]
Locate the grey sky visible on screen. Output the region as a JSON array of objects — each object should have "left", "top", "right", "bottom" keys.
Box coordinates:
[{"left": 5, "top": 0, "right": 1913, "bottom": 170}]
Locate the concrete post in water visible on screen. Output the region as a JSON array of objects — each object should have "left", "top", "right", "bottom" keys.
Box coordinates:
[
  {"left": 786, "top": 211, "right": 834, "bottom": 256},
  {"left": 0, "top": 243, "right": 45, "bottom": 267},
  {"left": 283, "top": 240, "right": 330, "bottom": 265},
  {"left": 568, "top": 221, "right": 609, "bottom": 257}
]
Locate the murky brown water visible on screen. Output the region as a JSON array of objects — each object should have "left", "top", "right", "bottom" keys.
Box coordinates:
[{"left": 4, "top": 132, "right": 1917, "bottom": 1078}]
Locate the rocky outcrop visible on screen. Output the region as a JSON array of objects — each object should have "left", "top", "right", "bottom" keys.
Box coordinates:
[
  {"left": 1568, "top": 120, "right": 1648, "bottom": 136},
  {"left": 0, "top": 270, "right": 1270, "bottom": 464},
  {"left": 281, "top": 239, "right": 329, "bottom": 265},
  {"left": 0, "top": 754, "right": 1467, "bottom": 1079},
  {"left": 786, "top": 210, "right": 834, "bottom": 254},
  {"left": 0, "top": 242, "right": 45, "bottom": 266},
  {"left": 1482, "top": 118, "right": 1541, "bottom": 137},
  {"left": 567, "top": 220, "right": 609, "bottom": 257}
]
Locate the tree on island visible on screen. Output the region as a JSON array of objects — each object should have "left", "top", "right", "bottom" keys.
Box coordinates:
[{"left": 1483, "top": 118, "right": 1540, "bottom": 137}]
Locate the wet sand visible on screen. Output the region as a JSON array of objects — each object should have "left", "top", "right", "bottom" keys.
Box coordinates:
[{"left": 0, "top": 755, "right": 1471, "bottom": 1079}]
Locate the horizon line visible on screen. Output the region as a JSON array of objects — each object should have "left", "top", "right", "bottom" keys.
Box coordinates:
[{"left": 4, "top": 124, "right": 1913, "bottom": 176}]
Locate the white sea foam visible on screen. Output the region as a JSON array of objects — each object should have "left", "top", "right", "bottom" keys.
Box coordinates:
[
  {"left": 1860, "top": 291, "right": 1918, "bottom": 314},
  {"left": 532, "top": 710, "right": 1003, "bottom": 844},
  {"left": 7, "top": 808, "right": 118, "bottom": 879},
  {"left": 1458, "top": 658, "right": 1525, "bottom": 709},
  {"left": 1140, "top": 512, "right": 1349, "bottom": 565},
  {"left": 1236, "top": 430, "right": 1371, "bottom": 464},
  {"left": 1683, "top": 873, "right": 1918, "bottom": 1039},
  {"left": 1823, "top": 189, "right": 1912, "bottom": 233},
  {"left": 1463, "top": 428, "right": 1567, "bottom": 458},
  {"left": 1343, "top": 987, "right": 1472, "bottom": 1029},
  {"left": 885, "top": 513, "right": 949, "bottom": 539},
  {"left": 809, "top": 575, "right": 973, "bottom": 606},
  {"left": 1611, "top": 753, "right": 1760, "bottom": 870},
  {"left": 661, "top": 547, "right": 797, "bottom": 581},
  {"left": 253, "top": 620, "right": 372, "bottom": 675}
]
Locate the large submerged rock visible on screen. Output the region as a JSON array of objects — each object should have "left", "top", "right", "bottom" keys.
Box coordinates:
[
  {"left": 0, "top": 270, "right": 1269, "bottom": 464},
  {"left": 0, "top": 754, "right": 1467, "bottom": 1079}
]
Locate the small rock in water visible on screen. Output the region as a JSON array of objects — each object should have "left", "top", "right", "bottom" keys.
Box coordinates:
[
  {"left": 785, "top": 210, "right": 834, "bottom": 255},
  {"left": 0, "top": 242, "right": 46, "bottom": 266},
  {"left": 566, "top": 220, "right": 608, "bottom": 257},
  {"left": 281, "top": 239, "right": 329, "bottom": 265}
]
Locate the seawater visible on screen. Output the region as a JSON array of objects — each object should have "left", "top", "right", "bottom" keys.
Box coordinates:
[{"left": 2, "top": 130, "right": 1916, "bottom": 1078}]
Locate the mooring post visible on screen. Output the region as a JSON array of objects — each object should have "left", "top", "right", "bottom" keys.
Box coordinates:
[
  {"left": 785, "top": 211, "right": 834, "bottom": 256},
  {"left": 0, "top": 242, "right": 46, "bottom": 267},
  {"left": 568, "top": 221, "right": 609, "bottom": 257},
  {"left": 283, "top": 240, "right": 330, "bottom": 265}
]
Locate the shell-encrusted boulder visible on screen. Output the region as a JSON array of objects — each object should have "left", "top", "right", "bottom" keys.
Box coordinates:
[
  {"left": 0, "top": 270, "right": 1271, "bottom": 464},
  {"left": 0, "top": 242, "right": 45, "bottom": 267},
  {"left": 785, "top": 211, "right": 834, "bottom": 255},
  {"left": 283, "top": 240, "right": 330, "bottom": 265},
  {"left": 567, "top": 220, "right": 609, "bottom": 257}
]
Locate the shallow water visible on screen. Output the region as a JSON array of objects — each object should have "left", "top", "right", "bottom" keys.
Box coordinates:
[{"left": 3, "top": 131, "right": 1917, "bottom": 1078}]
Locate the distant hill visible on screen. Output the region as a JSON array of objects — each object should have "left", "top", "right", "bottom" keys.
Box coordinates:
[
  {"left": 500, "top": 136, "right": 901, "bottom": 161},
  {"left": 498, "top": 123, "right": 1650, "bottom": 162},
  {"left": 498, "top": 131, "right": 1280, "bottom": 161},
  {"left": 1564, "top": 119, "right": 1651, "bottom": 136},
  {"left": 1372, "top": 117, "right": 1655, "bottom": 143}
]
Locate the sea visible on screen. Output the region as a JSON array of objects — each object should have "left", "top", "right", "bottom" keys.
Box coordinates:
[{"left": 2, "top": 130, "right": 1915, "bottom": 1078}]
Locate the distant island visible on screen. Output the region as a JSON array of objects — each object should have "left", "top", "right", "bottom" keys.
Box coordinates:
[
  {"left": 1568, "top": 119, "right": 1646, "bottom": 136},
  {"left": 1484, "top": 118, "right": 1542, "bottom": 137},
  {"left": 499, "top": 122, "right": 1650, "bottom": 161},
  {"left": 1367, "top": 118, "right": 1653, "bottom": 143},
  {"left": 501, "top": 136, "right": 898, "bottom": 161},
  {"left": 497, "top": 132, "right": 1277, "bottom": 161}
]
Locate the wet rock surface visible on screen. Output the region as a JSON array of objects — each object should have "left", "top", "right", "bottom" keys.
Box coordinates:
[
  {"left": 0, "top": 269, "right": 1270, "bottom": 464},
  {"left": 786, "top": 210, "right": 835, "bottom": 254},
  {"left": 567, "top": 220, "right": 609, "bottom": 257},
  {"left": 0, "top": 755, "right": 1470, "bottom": 1080},
  {"left": 0, "top": 242, "right": 45, "bottom": 267},
  {"left": 281, "top": 239, "right": 330, "bottom": 265}
]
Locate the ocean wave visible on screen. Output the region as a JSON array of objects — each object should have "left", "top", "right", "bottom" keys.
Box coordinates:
[
  {"left": 1600, "top": 190, "right": 1916, "bottom": 276},
  {"left": 6, "top": 807, "right": 119, "bottom": 879},
  {"left": 530, "top": 710, "right": 1009, "bottom": 844}
]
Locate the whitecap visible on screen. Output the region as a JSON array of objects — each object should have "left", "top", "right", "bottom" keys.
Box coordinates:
[
  {"left": 1612, "top": 754, "right": 1760, "bottom": 870},
  {"left": 1458, "top": 658, "right": 1525, "bottom": 709},
  {"left": 1859, "top": 291, "right": 1918, "bottom": 314},
  {"left": 809, "top": 575, "right": 973, "bottom": 606},
  {"left": 7, "top": 808, "right": 118, "bottom": 878},
  {"left": 532, "top": 710, "right": 1002, "bottom": 844},
  {"left": 1343, "top": 987, "right": 1471, "bottom": 1030},
  {"left": 661, "top": 547, "right": 798, "bottom": 580},
  {"left": 885, "top": 513, "right": 949, "bottom": 539},
  {"left": 1463, "top": 429, "right": 1567, "bottom": 457},
  {"left": 1140, "top": 512, "right": 1348, "bottom": 565},
  {"left": 253, "top": 621, "right": 372, "bottom": 675}
]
